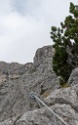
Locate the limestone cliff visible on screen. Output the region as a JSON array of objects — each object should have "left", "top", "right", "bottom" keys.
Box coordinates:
[{"left": 0, "top": 45, "right": 78, "bottom": 125}]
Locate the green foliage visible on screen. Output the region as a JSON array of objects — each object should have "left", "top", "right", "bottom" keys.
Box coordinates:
[{"left": 50, "top": 2, "right": 78, "bottom": 84}]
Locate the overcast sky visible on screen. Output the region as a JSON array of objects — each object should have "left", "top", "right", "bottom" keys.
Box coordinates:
[{"left": 0, "top": 0, "right": 77, "bottom": 64}]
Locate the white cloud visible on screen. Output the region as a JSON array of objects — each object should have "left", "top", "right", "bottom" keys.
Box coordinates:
[{"left": 0, "top": 0, "right": 77, "bottom": 63}]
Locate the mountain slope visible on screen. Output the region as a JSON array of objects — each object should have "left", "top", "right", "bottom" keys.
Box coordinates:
[{"left": 0, "top": 45, "right": 78, "bottom": 125}]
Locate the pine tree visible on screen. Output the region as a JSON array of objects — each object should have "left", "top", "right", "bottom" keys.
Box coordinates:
[{"left": 50, "top": 2, "right": 78, "bottom": 84}]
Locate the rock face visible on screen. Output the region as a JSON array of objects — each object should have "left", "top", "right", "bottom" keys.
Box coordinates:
[
  {"left": 0, "top": 45, "right": 78, "bottom": 125},
  {"left": 68, "top": 68, "right": 78, "bottom": 86},
  {"left": 16, "top": 104, "right": 78, "bottom": 125}
]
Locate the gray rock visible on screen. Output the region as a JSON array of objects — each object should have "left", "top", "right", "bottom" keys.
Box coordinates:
[
  {"left": 45, "top": 85, "right": 78, "bottom": 112},
  {"left": 34, "top": 45, "right": 54, "bottom": 67},
  {"left": 0, "top": 45, "right": 59, "bottom": 121},
  {"left": 0, "top": 45, "right": 78, "bottom": 125},
  {"left": 68, "top": 68, "right": 78, "bottom": 85},
  {"left": 0, "top": 118, "right": 13, "bottom": 125},
  {"left": 15, "top": 104, "right": 78, "bottom": 125}
]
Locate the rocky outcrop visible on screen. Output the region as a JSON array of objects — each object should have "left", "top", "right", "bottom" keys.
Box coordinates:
[
  {"left": 1, "top": 85, "right": 78, "bottom": 125},
  {"left": 68, "top": 68, "right": 78, "bottom": 86},
  {"left": 0, "top": 46, "right": 59, "bottom": 122},
  {"left": 15, "top": 104, "right": 78, "bottom": 125},
  {"left": 0, "top": 45, "right": 78, "bottom": 125},
  {"left": 0, "top": 61, "right": 33, "bottom": 82},
  {"left": 34, "top": 45, "right": 54, "bottom": 66}
]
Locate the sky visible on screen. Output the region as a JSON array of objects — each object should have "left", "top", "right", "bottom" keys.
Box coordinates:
[{"left": 0, "top": 0, "right": 78, "bottom": 64}]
